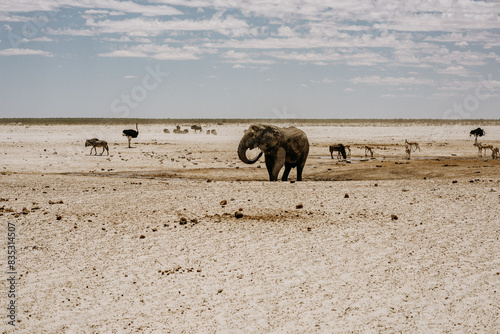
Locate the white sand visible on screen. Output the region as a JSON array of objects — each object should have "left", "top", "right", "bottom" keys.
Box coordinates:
[{"left": 0, "top": 122, "right": 499, "bottom": 333}]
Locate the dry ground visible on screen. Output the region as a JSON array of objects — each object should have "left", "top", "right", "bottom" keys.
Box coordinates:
[{"left": 1, "top": 122, "right": 499, "bottom": 333}]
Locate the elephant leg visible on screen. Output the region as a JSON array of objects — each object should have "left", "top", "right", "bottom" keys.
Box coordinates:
[
  {"left": 265, "top": 149, "right": 285, "bottom": 181},
  {"left": 266, "top": 155, "right": 279, "bottom": 181},
  {"left": 296, "top": 159, "right": 307, "bottom": 181},
  {"left": 281, "top": 163, "right": 292, "bottom": 181},
  {"left": 265, "top": 155, "right": 276, "bottom": 181}
]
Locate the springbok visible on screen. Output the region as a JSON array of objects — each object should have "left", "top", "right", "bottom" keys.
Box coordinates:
[{"left": 405, "top": 139, "right": 420, "bottom": 152}]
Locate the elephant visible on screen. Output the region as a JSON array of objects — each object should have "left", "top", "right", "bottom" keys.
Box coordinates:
[{"left": 237, "top": 124, "right": 309, "bottom": 181}]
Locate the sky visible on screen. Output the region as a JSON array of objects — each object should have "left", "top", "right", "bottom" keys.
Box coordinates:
[{"left": 0, "top": 0, "right": 499, "bottom": 119}]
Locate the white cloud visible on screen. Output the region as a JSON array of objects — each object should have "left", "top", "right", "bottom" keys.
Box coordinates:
[
  {"left": 85, "top": 9, "right": 109, "bottom": 15},
  {"left": 351, "top": 76, "right": 435, "bottom": 86},
  {"left": 99, "top": 43, "right": 205, "bottom": 60},
  {"left": 221, "top": 50, "right": 274, "bottom": 64},
  {"left": 99, "top": 50, "right": 148, "bottom": 58},
  {"left": 84, "top": 14, "right": 249, "bottom": 37},
  {"left": 437, "top": 66, "right": 470, "bottom": 77},
  {"left": 21, "top": 36, "right": 53, "bottom": 43},
  {"left": 0, "top": 48, "right": 53, "bottom": 57},
  {"left": 47, "top": 28, "right": 95, "bottom": 36}
]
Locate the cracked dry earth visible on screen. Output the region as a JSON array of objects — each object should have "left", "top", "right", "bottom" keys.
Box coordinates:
[{"left": 1, "top": 123, "right": 499, "bottom": 333}]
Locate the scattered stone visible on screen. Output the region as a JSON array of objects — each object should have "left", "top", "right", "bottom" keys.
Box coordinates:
[
  {"left": 220, "top": 199, "right": 227, "bottom": 206},
  {"left": 217, "top": 289, "right": 223, "bottom": 294},
  {"left": 49, "top": 200, "right": 64, "bottom": 205},
  {"left": 179, "top": 217, "right": 188, "bottom": 225},
  {"left": 56, "top": 215, "right": 62, "bottom": 220},
  {"left": 344, "top": 193, "right": 349, "bottom": 198},
  {"left": 235, "top": 211, "right": 243, "bottom": 219},
  {"left": 139, "top": 235, "right": 146, "bottom": 239},
  {"left": 391, "top": 214, "right": 398, "bottom": 220},
  {"left": 491, "top": 188, "right": 498, "bottom": 192},
  {"left": 296, "top": 203, "right": 303, "bottom": 209},
  {"left": 402, "top": 189, "right": 409, "bottom": 192},
  {"left": 307, "top": 227, "right": 312, "bottom": 232},
  {"left": 452, "top": 180, "right": 458, "bottom": 184},
  {"left": 22, "top": 207, "right": 29, "bottom": 215}
]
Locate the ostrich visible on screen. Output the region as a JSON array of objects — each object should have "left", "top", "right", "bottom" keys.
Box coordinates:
[
  {"left": 123, "top": 123, "right": 139, "bottom": 148},
  {"left": 470, "top": 127, "right": 485, "bottom": 146}
]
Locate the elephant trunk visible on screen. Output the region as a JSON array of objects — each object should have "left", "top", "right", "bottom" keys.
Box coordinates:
[{"left": 238, "top": 139, "right": 262, "bottom": 164}]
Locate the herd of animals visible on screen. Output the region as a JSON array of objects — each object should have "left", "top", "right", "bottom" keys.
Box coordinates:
[
  {"left": 163, "top": 125, "right": 217, "bottom": 135},
  {"left": 84, "top": 124, "right": 498, "bottom": 182}
]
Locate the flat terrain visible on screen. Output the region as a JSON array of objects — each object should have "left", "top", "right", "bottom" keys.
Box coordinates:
[{"left": 1, "top": 121, "right": 499, "bottom": 333}]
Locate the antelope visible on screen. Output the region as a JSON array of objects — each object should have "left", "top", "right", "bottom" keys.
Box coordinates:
[{"left": 405, "top": 139, "right": 420, "bottom": 152}]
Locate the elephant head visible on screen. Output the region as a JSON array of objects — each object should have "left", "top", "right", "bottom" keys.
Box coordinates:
[{"left": 237, "top": 124, "right": 283, "bottom": 164}]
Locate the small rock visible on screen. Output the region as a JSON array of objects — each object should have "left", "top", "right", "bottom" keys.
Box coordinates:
[
  {"left": 56, "top": 215, "right": 62, "bottom": 220},
  {"left": 139, "top": 235, "right": 145, "bottom": 239},
  {"left": 491, "top": 188, "right": 498, "bottom": 192},
  {"left": 344, "top": 193, "right": 349, "bottom": 198},
  {"left": 22, "top": 207, "right": 29, "bottom": 215},
  {"left": 220, "top": 199, "right": 227, "bottom": 206},
  {"left": 391, "top": 214, "right": 398, "bottom": 220},
  {"left": 235, "top": 211, "right": 243, "bottom": 219},
  {"left": 217, "top": 289, "right": 223, "bottom": 294},
  {"left": 452, "top": 180, "right": 458, "bottom": 184},
  {"left": 179, "top": 217, "right": 188, "bottom": 225},
  {"left": 307, "top": 227, "right": 312, "bottom": 232},
  {"left": 296, "top": 203, "right": 303, "bottom": 209}
]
